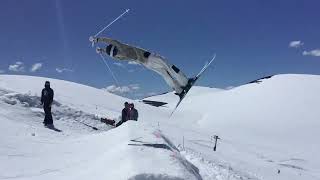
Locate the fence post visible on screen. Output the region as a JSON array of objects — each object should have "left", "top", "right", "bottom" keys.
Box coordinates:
[
  {"left": 213, "top": 135, "right": 220, "bottom": 151},
  {"left": 183, "top": 136, "right": 185, "bottom": 150}
]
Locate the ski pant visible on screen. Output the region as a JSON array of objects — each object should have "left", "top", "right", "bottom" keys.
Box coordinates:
[
  {"left": 143, "top": 54, "right": 188, "bottom": 94},
  {"left": 43, "top": 104, "right": 53, "bottom": 125},
  {"left": 99, "top": 46, "right": 189, "bottom": 94}
]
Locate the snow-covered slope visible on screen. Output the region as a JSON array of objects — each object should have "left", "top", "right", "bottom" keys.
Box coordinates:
[
  {"left": 0, "top": 75, "right": 207, "bottom": 180},
  {"left": 0, "top": 74, "right": 319, "bottom": 180},
  {"left": 143, "top": 74, "right": 320, "bottom": 180}
]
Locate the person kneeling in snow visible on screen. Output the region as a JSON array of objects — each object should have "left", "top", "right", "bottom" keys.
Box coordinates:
[
  {"left": 41, "top": 81, "right": 54, "bottom": 126},
  {"left": 129, "top": 103, "right": 138, "bottom": 121},
  {"left": 115, "top": 102, "right": 130, "bottom": 127}
]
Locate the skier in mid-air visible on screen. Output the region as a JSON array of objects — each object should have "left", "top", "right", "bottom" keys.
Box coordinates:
[{"left": 89, "top": 36, "right": 193, "bottom": 98}]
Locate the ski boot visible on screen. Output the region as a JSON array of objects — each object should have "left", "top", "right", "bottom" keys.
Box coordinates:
[{"left": 175, "top": 77, "right": 197, "bottom": 99}]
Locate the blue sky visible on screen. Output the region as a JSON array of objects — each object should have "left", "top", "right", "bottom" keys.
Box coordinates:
[{"left": 0, "top": 0, "right": 319, "bottom": 98}]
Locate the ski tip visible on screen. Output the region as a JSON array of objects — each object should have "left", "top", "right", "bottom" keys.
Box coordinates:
[
  {"left": 213, "top": 53, "right": 217, "bottom": 59},
  {"left": 125, "top": 9, "right": 130, "bottom": 12}
]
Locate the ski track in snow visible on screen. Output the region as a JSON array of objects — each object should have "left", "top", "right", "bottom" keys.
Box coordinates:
[
  {"left": 181, "top": 148, "right": 259, "bottom": 180},
  {"left": 153, "top": 130, "right": 203, "bottom": 180},
  {"left": 0, "top": 88, "right": 115, "bottom": 135}
]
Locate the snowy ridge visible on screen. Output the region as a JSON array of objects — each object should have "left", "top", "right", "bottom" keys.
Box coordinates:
[{"left": 0, "top": 75, "right": 128, "bottom": 117}]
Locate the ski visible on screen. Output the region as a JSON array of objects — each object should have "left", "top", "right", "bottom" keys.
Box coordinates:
[
  {"left": 45, "top": 124, "right": 62, "bottom": 132},
  {"left": 101, "top": 118, "right": 116, "bottom": 127},
  {"left": 171, "top": 54, "right": 216, "bottom": 115}
]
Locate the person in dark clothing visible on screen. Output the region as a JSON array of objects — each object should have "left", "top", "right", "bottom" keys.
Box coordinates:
[
  {"left": 129, "top": 103, "right": 138, "bottom": 121},
  {"left": 116, "top": 102, "right": 130, "bottom": 127},
  {"left": 122, "top": 102, "right": 130, "bottom": 122},
  {"left": 41, "top": 81, "right": 54, "bottom": 126}
]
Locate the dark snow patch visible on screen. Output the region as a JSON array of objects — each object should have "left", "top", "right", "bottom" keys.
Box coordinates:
[
  {"left": 247, "top": 75, "right": 274, "bottom": 84},
  {"left": 128, "top": 173, "right": 184, "bottom": 180},
  {"left": 142, "top": 91, "right": 170, "bottom": 99},
  {"left": 0, "top": 90, "right": 114, "bottom": 133},
  {"left": 142, "top": 100, "right": 168, "bottom": 107},
  {"left": 128, "top": 143, "right": 172, "bottom": 151},
  {"left": 2, "top": 92, "right": 61, "bottom": 108},
  {"left": 278, "top": 163, "right": 305, "bottom": 171}
]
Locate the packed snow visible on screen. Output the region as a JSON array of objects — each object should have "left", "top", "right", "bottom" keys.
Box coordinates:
[{"left": 0, "top": 74, "right": 319, "bottom": 180}]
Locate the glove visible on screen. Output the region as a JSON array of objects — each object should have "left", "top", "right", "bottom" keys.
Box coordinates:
[
  {"left": 89, "top": 36, "right": 98, "bottom": 43},
  {"left": 96, "top": 47, "right": 103, "bottom": 54}
]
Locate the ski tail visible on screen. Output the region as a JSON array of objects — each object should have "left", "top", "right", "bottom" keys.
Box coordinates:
[{"left": 196, "top": 54, "right": 216, "bottom": 77}]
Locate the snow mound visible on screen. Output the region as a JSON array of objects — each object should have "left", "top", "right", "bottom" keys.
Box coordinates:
[
  {"left": 1, "top": 91, "right": 61, "bottom": 107},
  {"left": 144, "top": 74, "right": 320, "bottom": 180}
]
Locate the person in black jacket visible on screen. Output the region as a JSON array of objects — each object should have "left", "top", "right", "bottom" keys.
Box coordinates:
[
  {"left": 129, "top": 103, "right": 138, "bottom": 121},
  {"left": 41, "top": 81, "right": 54, "bottom": 126},
  {"left": 116, "top": 102, "right": 130, "bottom": 127}
]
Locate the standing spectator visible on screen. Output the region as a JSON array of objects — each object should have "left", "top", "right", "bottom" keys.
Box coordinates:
[
  {"left": 129, "top": 103, "right": 138, "bottom": 121},
  {"left": 41, "top": 81, "right": 54, "bottom": 126}
]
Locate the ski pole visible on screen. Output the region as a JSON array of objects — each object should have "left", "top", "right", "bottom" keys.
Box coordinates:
[
  {"left": 93, "top": 9, "right": 130, "bottom": 37},
  {"left": 213, "top": 135, "right": 220, "bottom": 151},
  {"left": 74, "top": 119, "right": 99, "bottom": 130},
  {"left": 99, "top": 53, "right": 120, "bottom": 86}
]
